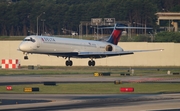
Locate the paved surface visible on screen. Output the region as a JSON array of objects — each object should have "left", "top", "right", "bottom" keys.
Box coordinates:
[
  {"left": 0, "top": 74, "right": 180, "bottom": 111},
  {"left": 0, "top": 74, "right": 180, "bottom": 84},
  {"left": 0, "top": 94, "right": 180, "bottom": 111}
]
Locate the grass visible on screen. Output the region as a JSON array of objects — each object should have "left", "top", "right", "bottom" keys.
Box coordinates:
[
  {"left": 0, "top": 66, "right": 180, "bottom": 94},
  {"left": 0, "top": 36, "right": 25, "bottom": 40},
  {"left": 1, "top": 83, "right": 180, "bottom": 94},
  {"left": 0, "top": 66, "right": 180, "bottom": 76}
]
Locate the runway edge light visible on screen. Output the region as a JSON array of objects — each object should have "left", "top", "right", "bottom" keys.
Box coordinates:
[
  {"left": 6, "top": 86, "right": 12, "bottom": 91},
  {"left": 120, "top": 87, "right": 134, "bottom": 92}
]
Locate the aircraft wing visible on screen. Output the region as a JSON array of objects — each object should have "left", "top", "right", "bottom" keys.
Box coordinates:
[
  {"left": 78, "top": 49, "right": 163, "bottom": 57},
  {"left": 79, "top": 51, "right": 133, "bottom": 56}
]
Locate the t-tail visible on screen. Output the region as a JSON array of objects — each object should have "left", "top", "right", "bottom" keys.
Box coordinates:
[{"left": 106, "top": 24, "right": 123, "bottom": 45}]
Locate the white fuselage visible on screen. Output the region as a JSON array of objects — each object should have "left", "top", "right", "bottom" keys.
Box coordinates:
[{"left": 19, "top": 35, "right": 124, "bottom": 58}]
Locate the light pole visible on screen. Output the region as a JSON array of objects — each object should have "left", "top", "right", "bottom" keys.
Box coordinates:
[
  {"left": 41, "top": 19, "right": 46, "bottom": 35},
  {"left": 37, "top": 12, "right": 45, "bottom": 35},
  {"left": 97, "top": 24, "right": 98, "bottom": 40}
]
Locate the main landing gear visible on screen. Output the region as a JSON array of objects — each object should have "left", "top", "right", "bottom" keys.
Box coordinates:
[
  {"left": 88, "top": 60, "right": 95, "bottom": 66},
  {"left": 65, "top": 57, "right": 95, "bottom": 66},
  {"left": 65, "top": 57, "right": 73, "bottom": 66}
]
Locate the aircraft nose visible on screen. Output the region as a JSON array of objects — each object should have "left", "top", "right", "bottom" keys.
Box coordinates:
[{"left": 19, "top": 43, "right": 28, "bottom": 51}]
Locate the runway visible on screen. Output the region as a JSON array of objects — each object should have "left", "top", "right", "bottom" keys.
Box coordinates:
[
  {"left": 0, "top": 74, "right": 180, "bottom": 111},
  {"left": 0, "top": 94, "right": 180, "bottom": 111},
  {"left": 0, "top": 74, "right": 180, "bottom": 85}
]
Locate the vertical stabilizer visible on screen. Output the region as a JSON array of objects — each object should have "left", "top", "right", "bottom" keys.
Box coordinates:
[{"left": 106, "top": 24, "right": 123, "bottom": 45}]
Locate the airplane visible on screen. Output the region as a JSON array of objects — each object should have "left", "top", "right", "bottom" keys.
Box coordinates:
[{"left": 18, "top": 23, "right": 163, "bottom": 66}]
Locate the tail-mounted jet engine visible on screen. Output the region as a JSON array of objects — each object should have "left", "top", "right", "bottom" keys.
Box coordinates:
[{"left": 106, "top": 45, "right": 113, "bottom": 51}]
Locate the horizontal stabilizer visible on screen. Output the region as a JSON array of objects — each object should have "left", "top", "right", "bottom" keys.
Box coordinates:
[
  {"left": 101, "top": 23, "right": 152, "bottom": 29},
  {"left": 102, "top": 26, "right": 152, "bottom": 30}
]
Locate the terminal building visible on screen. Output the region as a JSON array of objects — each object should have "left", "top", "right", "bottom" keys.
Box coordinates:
[{"left": 156, "top": 12, "right": 180, "bottom": 32}]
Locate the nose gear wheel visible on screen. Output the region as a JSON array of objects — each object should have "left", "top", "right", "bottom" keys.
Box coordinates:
[{"left": 24, "top": 56, "right": 28, "bottom": 60}]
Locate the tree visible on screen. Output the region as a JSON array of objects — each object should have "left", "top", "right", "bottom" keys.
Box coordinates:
[
  {"left": 154, "top": 32, "right": 180, "bottom": 43},
  {"left": 0, "top": 0, "right": 180, "bottom": 37}
]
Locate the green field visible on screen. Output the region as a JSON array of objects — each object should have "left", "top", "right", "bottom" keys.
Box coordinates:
[
  {"left": 1, "top": 83, "right": 180, "bottom": 94},
  {"left": 0, "top": 66, "right": 180, "bottom": 94},
  {"left": 0, "top": 66, "right": 180, "bottom": 76}
]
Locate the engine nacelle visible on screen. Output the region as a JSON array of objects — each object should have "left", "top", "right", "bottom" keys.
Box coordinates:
[{"left": 106, "top": 45, "right": 113, "bottom": 51}]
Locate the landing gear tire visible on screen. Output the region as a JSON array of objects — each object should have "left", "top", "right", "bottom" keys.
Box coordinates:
[
  {"left": 66, "top": 60, "right": 73, "bottom": 66},
  {"left": 24, "top": 56, "right": 28, "bottom": 60},
  {"left": 88, "top": 60, "right": 95, "bottom": 66}
]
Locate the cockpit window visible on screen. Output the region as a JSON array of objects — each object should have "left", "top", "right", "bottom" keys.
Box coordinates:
[
  {"left": 24, "top": 39, "right": 30, "bottom": 41},
  {"left": 24, "top": 38, "right": 35, "bottom": 42}
]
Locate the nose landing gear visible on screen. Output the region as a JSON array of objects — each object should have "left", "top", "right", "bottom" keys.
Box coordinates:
[
  {"left": 23, "top": 52, "right": 28, "bottom": 60},
  {"left": 24, "top": 55, "right": 28, "bottom": 60}
]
